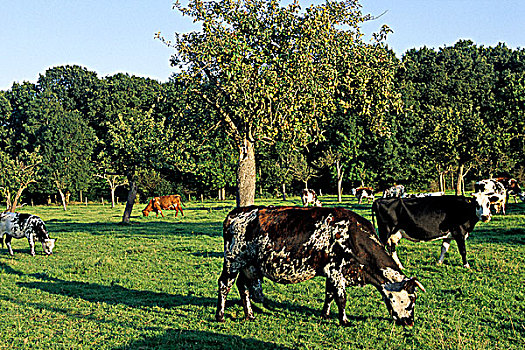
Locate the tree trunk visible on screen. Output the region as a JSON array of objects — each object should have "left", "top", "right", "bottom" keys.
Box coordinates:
[
  {"left": 9, "top": 187, "right": 25, "bottom": 213},
  {"left": 456, "top": 164, "right": 464, "bottom": 196},
  {"left": 281, "top": 183, "right": 287, "bottom": 201},
  {"left": 111, "top": 187, "right": 116, "bottom": 208},
  {"left": 122, "top": 176, "right": 138, "bottom": 224},
  {"left": 236, "top": 138, "right": 256, "bottom": 207},
  {"left": 336, "top": 160, "right": 344, "bottom": 203},
  {"left": 58, "top": 189, "right": 67, "bottom": 211}
]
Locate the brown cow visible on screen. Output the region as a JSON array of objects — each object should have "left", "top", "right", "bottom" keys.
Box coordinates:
[{"left": 142, "top": 195, "right": 184, "bottom": 217}]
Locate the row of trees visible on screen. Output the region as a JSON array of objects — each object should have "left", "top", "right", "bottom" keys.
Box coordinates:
[{"left": 1, "top": 0, "right": 524, "bottom": 223}]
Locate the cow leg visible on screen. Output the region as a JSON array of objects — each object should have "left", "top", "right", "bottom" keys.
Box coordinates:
[
  {"left": 216, "top": 266, "right": 238, "bottom": 322},
  {"left": 236, "top": 271, "right": 255, "bottom": 321},
  {"left": 5, "top": 235, "right": 14, "bottom": 256},
  {"left": 386, "top": 231, "right": 404, "bottom": 269},
  {"left": 437, "top": 239, "right": 452, "bottom": 266},
  {"left": 326, "top": 273, "right": 349, "bottom": 326},
  {"left": 179, "top": 205, "right": 184, "bottom": 216},
  {"left": 28, "top": 235, "right": 36, "bottom": 256},
  {"left": 321, "top": 278, "right": 335, "bottom": 319},
  {"left": 454, "top": 237, "right": 470, "bottom": 269}
]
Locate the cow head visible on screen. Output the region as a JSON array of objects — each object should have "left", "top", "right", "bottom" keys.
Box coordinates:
[
  {"left": 41, "top": 238, "right": 56, "bottom": 255},
  {"left": 382, "top": 277, "right": 425, "bottom": 326},
  {"left": 471, "top": 192, "right": 491, "bottom": 222}
]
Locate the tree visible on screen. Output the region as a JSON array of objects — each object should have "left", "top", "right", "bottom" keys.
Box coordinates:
[
  {"left": 163, "top": 0, "right": 385, "bottom": 206},
  {"left": 37, "top": 97, "right": 96, "bottom": 210},
  {"left": 0, "top": 150, "right": 41, "bottom": 211}
]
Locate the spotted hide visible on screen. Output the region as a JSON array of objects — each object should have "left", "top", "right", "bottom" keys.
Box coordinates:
[
  {"left": 0, "top": 212, "right": 56, "bottom": 256},
  {"left": 382, "top": 185, "right": 406, "bottom": 198},
  {"left": 216, "top": 206, "right": 424, "bottom": 327},
  {"left": 372, "top": 194, "right": 491, "bottom": 269},
  {"left": 351, "top": 187, "right": 375, "bottom": 204},
  {"left": 301, "top": 189, "right": 322, "bottom": 207}
]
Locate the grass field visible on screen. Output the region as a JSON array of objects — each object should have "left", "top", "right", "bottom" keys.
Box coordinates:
[{"left": 0, "top": 196, "right": 523, "bottom": 349}]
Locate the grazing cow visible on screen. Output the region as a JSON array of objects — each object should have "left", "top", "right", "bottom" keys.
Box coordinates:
[
  {"left": 142, "top": 195, "right": 184, "bottom": 217},
  {"left": 474, "top": 179, "right": 507, "bottom": 214},
  {"left": 372, "top": 194, "right": 491, "bottom": 269},
  {"left": 216, "top": 206, "right": 425, "bottom": 327},
  {"left": 351, "top": 187, "right": 375, "bottom": 204},
  {"left": 382, "top": 185, "right": 406, "bottom": 198},
  {"left": 405, "top": 192, "right": 444, "bottom": 198},
  {"left": 0, "top": 212, "right": 56, "bottom": 256},
  {"left": 301, "top": 189, "right": 322, "bottom": 207},
  {"left": 493, "top": 176, "right": 524, "bottom": 203}
]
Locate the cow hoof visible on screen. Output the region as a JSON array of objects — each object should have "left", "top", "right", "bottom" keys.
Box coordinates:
[
  {"left": 215, "top": 315, "right": 225, "bottom": 323},
  {"left": 339, "top": 319, "right": 351, "bottom": 327}
]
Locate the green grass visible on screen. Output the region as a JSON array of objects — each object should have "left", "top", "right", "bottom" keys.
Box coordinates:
[{"left": 0, "top": 196, "right": 524, "bottom": 349}]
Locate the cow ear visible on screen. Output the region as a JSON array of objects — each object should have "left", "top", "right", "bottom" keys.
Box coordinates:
[{"left": 403, "top": 277, "right": 426, "bottom": 293}]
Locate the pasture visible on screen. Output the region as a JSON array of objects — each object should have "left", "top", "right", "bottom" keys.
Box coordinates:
[{"left": 0, "top": 196, "right": 524, "bottom": 349}]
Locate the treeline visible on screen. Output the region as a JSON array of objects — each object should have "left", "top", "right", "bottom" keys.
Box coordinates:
[{"left": 0, "top": 41, "right": 523, "bottom": 216}]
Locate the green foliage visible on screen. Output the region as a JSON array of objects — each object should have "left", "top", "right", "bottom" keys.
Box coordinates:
[{"left": 37, "top": 98, "right": 95, "bottom": 197}]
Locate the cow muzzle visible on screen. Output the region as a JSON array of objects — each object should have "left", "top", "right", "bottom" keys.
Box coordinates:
[{"left": 395, "top": 317, "right": 414, "bottom": 327}]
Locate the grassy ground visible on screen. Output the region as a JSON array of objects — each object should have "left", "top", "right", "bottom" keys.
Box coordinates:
[{"left": 0, "top": 195, "right": 523, "bottom": 349}]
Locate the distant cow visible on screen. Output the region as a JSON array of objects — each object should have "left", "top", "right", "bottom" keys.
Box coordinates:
[
  {"left": 0, "top": 212, "right": 56, "bottom": 256},
  {"left": 493, "top": 176, "right": 524, "bottom": 203},
  {"left": 216, "top": 206, "right": 425, "bottom": 327},
  {"left": 372, "top": 194, "right": 491, "bottom": 269},
  {"left": 405, "top": 192, "right": 444, "bottom": 198},
  {"left": 382, "top": 185, "right": 406, "bottom": 198},
  {"left": 474, "top": 179, "right": 507, "bottom": 214},
  {"left": 142, "top": 195, "right": 184, "bottom": 217},
  {"left": 351, "top": 187, "right": 375, "bottom": 204},
  {"left": 301, "top": 189, "right": 321, "bottom": 207}
]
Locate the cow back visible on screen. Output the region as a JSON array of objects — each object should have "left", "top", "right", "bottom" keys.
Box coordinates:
[
  {"left": 224, "top": 206, "right": 402, "bottom": 285},
  {"left": 373, "top": 196, "right": 478, "bottom": 243}
]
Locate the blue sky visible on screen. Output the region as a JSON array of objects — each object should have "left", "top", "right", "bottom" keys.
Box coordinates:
[{"left": 1, "top": 0, "right": 524, "bottom": 90}]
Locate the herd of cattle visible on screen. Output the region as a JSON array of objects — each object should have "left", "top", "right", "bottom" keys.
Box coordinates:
[
  {"left": 0, "top": 176, "right": 522, "bottom": 328},
  {"left": 218, "top": 176, "right": 523, "bottom": 327}
]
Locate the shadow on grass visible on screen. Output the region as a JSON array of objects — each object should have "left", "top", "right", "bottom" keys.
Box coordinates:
[
  {"left": 45, "top": 221, "right": 223, "bottom": 238},
  {"left": 112, "top": 329, "right": 291, "bottom": 350},
  {"left": 1, "top": 262, "right": 215, "bottom": 309},
  {"left": 470, "top": 226, "right": 525, "bottom": 245}
]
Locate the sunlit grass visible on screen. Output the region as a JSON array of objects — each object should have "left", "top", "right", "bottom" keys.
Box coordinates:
[{"left": 0, "top": 195, "right": 523, "bottom": 349}]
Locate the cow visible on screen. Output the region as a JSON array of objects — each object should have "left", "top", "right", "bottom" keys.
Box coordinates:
[
  {"left": 405, "top": 192, "right": 444, "bottom": 198},
  {"left": 301, "top": 189, "right": 322, "bottom": 207},
  {"left": 216, "top": 206, "right": 425, "bottom": 327},
  {"left": 142, "top": 195, "right": 184, "bottom": 217},
  {"left": 382, "top": 185, "right": 406, "bottom": 198},
  {"left": 474, "top": 179, "right": 507, "bottom": 214},
  {"left": 0, "top": 212, "right": 56, "bottom": 256},
  {"left": 493, "top": 176, "right": 524, "bottom": 203},
  {"left": 372, "top": 194, "right": 491, "bottom": 269},
  {"left": 351, "top": 187, "right": 375, "bottom": 204}
]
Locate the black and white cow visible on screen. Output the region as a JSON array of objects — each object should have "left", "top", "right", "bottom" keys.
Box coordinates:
[
  {"left": 301, "top": 189, "right": 322, "bottom": 207},
  {"left": 474, "top": 179, "right": 507, "bottom": 214},
  {"left": 351, "top": 187, "right": 375, "bottom": 204},
  {"left": 0, "top": 212, "right": 56, "bottom": 256},
  {"left": 372, "top": 194, "right": 491, "bottom": 269},
  {"left": 492, "top": 176, "right": 525, "bottom": 203},
  {"left": 405, "top": 191, "right": 444, "bottom": 198},
  {"left": 216, "top": 206, "right": 425, "bottom": 327},
  {"left": 382, "top": 185, "right": 406, "bottom": 198}
]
